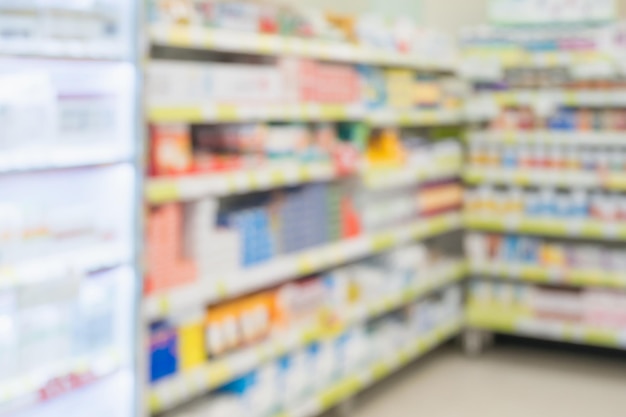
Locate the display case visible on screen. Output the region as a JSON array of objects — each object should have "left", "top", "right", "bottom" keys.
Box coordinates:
[{"left": 0, "top": 1, "right": 141, "bottom": 416}]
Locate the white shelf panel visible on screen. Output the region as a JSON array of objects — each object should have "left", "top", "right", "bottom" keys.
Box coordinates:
[
  {"left": 468, "top": 130, "right": 626, "bottom": 147},
  {"left": 0, "top": 243, "right": 132, "bottom": 292}
]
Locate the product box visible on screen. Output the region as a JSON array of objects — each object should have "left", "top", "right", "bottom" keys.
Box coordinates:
[
  {"left": 149, "top": 124, "right": 194, "bottom": 176},
  {"left": 150, "top": 321, "right": 178, "bottom": 383},
  {"left": 145, "top": 204, "right": 197, "bottom": 295}
]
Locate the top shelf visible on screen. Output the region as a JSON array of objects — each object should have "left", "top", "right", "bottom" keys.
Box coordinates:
[{"left": 150, "top": 24, "right": 457, "bottom": 72}]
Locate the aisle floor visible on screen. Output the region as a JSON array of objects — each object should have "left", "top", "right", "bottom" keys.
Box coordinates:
[{"left": 351, "top": 342, "right": 626, "bottom": 417}]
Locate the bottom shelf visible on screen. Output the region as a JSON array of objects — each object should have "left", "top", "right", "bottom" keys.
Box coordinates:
[
  {"left": 276, "top": 318, "right": 462, "bottom": 417},
  {"left": 467, "top": 308, "right": 626, "bottom": 350}
]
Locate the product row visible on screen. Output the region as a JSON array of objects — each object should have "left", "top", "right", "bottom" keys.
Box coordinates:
[
  {"left": 149, "top": 242, "right": 460, "bottom": 382},
  {"left": 475, "top": 68, "right": 626, "bottom": 90},
  {"left": 362, "top": 182, "right": 463, "bottom": 232},
  {"left": 148, "top": 0, "right": 457, "bottom": 59},
  {"left": 469, "top": 143, "right": 626, "bottom": 172},
  {"left": 148, "top": 122, "right": 462, "bottom": 179},
  {"left": 366, "top": 133, "right": 460, "bottom": 169},
  {"left": 489, "top": 107, "right": 626, "bottom": 132},
  {"left": 147, "top": 60, "right": 464, "bottom": 110},
  {"left": 148, "top": 123, "right": 360, "bottom": 177},
  {"left": 469, "top": 281, "right": 626, "bottom": 328},
  {"left": 466, "top": 187, "right": 626, "bottom": 221},
  {"left": 156, "top": 285, "right": 462, "bottom": 417},
  {"left": 146, "top": 180, "right": 461, "bottom": 295},
  {"left": 466, "top": 233, "right": 626, "bottom": 273}
]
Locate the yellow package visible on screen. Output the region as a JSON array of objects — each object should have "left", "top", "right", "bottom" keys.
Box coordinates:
[{"left": 178, "top": 320, "right": 205, "bottom": 371}]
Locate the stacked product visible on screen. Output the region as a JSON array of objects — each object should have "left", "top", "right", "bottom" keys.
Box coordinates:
[
  {"left": 365, "top": 132, "right": 462, "bottom": 169},
  {"left": 469, "top": 142, "right": 626, "bottom": 171},
  {"left": 466, "top": 233, "right": 626, "bottom": 274},
  {"left": 170, "top": 285, "right": 462, "bottom": 417},
  {"left": 361, "top": 182, "right": 463, "bottom": 233},
  {"left": 147, "top": 60, "right": 361, "bottom": 108},
  {"left": 469, "top": 281, "right": 626, "bottom": 329},
  {"left": 357, "top": 67, "right": 465, "bottom": 111},
  {"left": 149, "top": 123, "right": 355, "bottom": 177},
  {"left": 487, "top": 107, "right": 626, "bottom": 132},
  {"left": 145, "top": 183, "right": 361, "bottom": 296},
  {"left": 147, "top": 0, "right": 458, "bottom": 62},
  {"left": 466, "top": 186, "right": 626, "bottom": 221},
  {"left": 147, "top": 59, "right": 463, "bottom": 118},
  {"left": 218, "top": 184, "right": 360, "bottom": 265},
  {"left": 148, "top": 242, "right": 461, "bottom": 384}
]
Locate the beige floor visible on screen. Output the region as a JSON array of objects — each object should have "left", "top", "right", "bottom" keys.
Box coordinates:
[{"left": 350, "top": 343, "right": 626, "bottom": 417}]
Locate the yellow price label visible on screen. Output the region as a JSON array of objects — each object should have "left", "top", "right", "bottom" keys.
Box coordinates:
[
  {"left": 318, "top": 378, "right": 362, "bottom": 409},
  {"left": 158, "top": 297, "right": 170, "bottom": 315},
  {"left": 168, "top": 26, "right": 192, "bottom": 46},
  {"left": 372, "top": 233, "right": 395, "bottom": 252},
  {"left": 296, "top": 256, "right": 317, "bottom": 276},
  {"left": 215, "top": 281, "right": 228, "bottom": 299},
  {"left": 149, "top": 107, "right": 204, "bottom": 123},
  {"left": 148, "top": 393, "right": 163, "bottom": 413},
  {"left": 371, "top": 362, "right": 391, "bottom": 381},
  {"left": 207, "top": 362, "right": 233, "bottom": 388},
  {"left": 216, "top": 105, "right": 238, "bottom": 121},
  {"left": 564, "top": 91, "right": 578, "bottom": 106},
  {"left": 321, "top": 106, "right": 347, "bottom": 120}
]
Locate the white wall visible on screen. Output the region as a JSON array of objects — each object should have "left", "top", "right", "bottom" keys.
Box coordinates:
[{"left": 420, "top": 0, "right": 489, "bottom": 31}]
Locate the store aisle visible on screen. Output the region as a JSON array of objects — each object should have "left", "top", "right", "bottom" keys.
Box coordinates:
[{"left": 352, "top": 343, "right": 626, "bottom": 417}]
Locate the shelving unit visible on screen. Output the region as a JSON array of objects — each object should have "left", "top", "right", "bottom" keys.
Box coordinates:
[
  {"left": 462, "top": 23, "right": 626, "bottom": 355},
  {"left": 0, "top": 3, "right": 141, "bottom": 417},
  {"left": 144, "top": 4, "right": 467, "bottom": 416}
]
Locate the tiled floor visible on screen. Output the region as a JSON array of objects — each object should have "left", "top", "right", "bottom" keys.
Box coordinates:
[{"left": 350, "top": 342, "right": 626, "bottom": 417}]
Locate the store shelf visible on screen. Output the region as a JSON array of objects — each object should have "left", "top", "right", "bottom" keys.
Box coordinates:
[
  {"left": 364, "top": 157, "right": 462, "bottom": 190},
  {"left": 365, "top": 108, "right": 465, "bottom": 126},
  {"left": 150, "top": 24, "right": 456, "bottom": 72},
  {"left": 147, "top": 103, "right": 465, "bottom": 125},
  {"left": 149, "top": 269, "right": 465, "bottom": 416},
  {"left": 468, "top": 130, "right": 626, "bottom": 147},
  {"left": 0, "top": 39, "right": 123, "bottom": 60},
  {"left": 147, "top": 103, "right": 365, "bottom": 123},
  {"left": 465, "top": 214, "right": 626, "bottom": 240},
  {"left": 464, "top": 167, "right": 626, "bottom": 190},
  {"left": 148, "top": 157, "right": 462, "bottom": 204},
  {"left": 470, "top": 262, "right": 626, "bottom": 289},
  {"left": 147, "top": 162, "right": 336, "bottom": 204},
  {"left": 467, "top": 307, "right": 626, "bottom": 350},
  {"left": 0, "top": 350, "right": 120, "bottom": 414},
  {"left": 275, "top": 317, "right": 462, "bottom": 417},
  {"left": 0, "top": 243, "right": 132, "bottom": 291},
  {"left": 0, "top": 149, "right": 132, "bottom": 175},
  {"left": 144, "top": 212, "right": 463, "bottom": 321},
  {"left": 463, "top": 50, "right": 613, "bottom": 69},
  {"left": 476, "top": 89, "right": 626, "bottom": 108}
]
